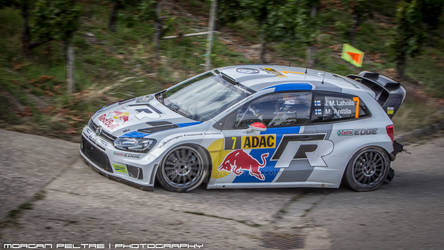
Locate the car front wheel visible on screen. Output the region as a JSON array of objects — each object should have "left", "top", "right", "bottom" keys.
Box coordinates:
[
  {"left": 156, "top": 145, "right": 209, "bottom": 192},
  {"left": 344, "top": 146, "right": 390, "bottom": 192}
]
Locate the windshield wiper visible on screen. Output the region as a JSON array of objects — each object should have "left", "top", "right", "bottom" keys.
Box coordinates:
[
  {"left": 167, "top": 103, "right": 195, "bottom": 120},
  {"left": 219, "top": 72, "right": 254, "bottom": 94},
  {"left": 155, "top": 91, "right": 165, "bottom": 104}
]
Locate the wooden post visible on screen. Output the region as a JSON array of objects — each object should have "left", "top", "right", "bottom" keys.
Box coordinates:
[
  {"left": 306, "top": 5, "right": 317, "bottom": 67},
  {"left": 205, "top": 0, "right": 217, "bottom": 71},
  {"left": 66, "top": 41, "right": 75, "bottom": 94},
  {"left": 154, "top": 0, "right": 163, "bottom": 59}
]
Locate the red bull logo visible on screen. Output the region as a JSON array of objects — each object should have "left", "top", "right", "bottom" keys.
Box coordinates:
[
  {"left": 98, "top": 111, "right": 130, "bottom": 129},
  {"left": 218, "top": 150, "right": 269, "bottom": 180},
  {"left": 113, "top": 111, "right": 129, "bottom": 122}
]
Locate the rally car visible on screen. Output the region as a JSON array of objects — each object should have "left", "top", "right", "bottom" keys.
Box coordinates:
[{"left": 80, "top": 65, "right": 406, "bottom": 192}]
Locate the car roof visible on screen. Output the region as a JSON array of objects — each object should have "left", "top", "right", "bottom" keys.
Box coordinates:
[{"left": 216, "top": 65, "right": 374, "bottom": 96}]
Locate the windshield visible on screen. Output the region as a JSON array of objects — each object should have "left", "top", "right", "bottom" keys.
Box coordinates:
[{"left": 157, "top": 73, "right": 252, "bottom": 121}]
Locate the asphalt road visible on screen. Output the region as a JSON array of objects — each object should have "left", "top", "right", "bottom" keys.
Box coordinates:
[{"left": 0, "top": 129, "right": 443, "bottom": 250}]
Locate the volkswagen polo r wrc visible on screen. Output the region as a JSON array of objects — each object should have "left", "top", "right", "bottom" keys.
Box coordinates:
[{"left": 80, "top": 65, "right": 406, "bottom": 192}]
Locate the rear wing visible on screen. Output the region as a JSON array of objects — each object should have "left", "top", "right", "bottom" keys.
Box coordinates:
[{"left": 347, "top": 71, "right": 406, "bottom": 118}]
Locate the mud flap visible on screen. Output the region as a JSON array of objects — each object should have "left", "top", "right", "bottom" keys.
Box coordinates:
[
  {"left": 384, "top": 167, "right": 395, "bottom": 184},
  {"left": 393, "top": 140, "right": 404, "bottom": 155},
  {"left": 385, "top": 140, "right": 402, "bottom": 184}
]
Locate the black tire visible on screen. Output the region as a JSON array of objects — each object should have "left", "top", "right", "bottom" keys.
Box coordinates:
[
  {"left": 156, "top": 145, "right": 209, "bottom": 192},
  {"left": 344, "top": 146, "right": 390, "bottom": 192}
]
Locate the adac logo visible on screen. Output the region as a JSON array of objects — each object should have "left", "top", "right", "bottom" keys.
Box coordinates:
[
  {"left": 218, "top": 150, "right": 269, "bottom": 180},
  {"left": 224, "top": 135, "right": 276, "bottom": 150},
  {"left": 243, "top": 135, "right": 275, "bottom": 149}
]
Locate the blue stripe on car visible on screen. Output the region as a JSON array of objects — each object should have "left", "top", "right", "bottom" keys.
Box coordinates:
[{"left": 265, "top": 83, "right": 312, "bottom": 92}]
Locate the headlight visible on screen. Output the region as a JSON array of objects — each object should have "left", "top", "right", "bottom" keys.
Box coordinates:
[{"left": 114, "top": 137, "right": 156, "bottom": 153}]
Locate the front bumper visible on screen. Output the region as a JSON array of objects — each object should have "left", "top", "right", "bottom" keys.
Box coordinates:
[{"left": 80, "top": 126, "right": 160, "bottom": 190}]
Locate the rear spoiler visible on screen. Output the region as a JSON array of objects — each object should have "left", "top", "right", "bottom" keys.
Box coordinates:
[{"left": 347, "top": 71, "right": 406, "bottom": 118}]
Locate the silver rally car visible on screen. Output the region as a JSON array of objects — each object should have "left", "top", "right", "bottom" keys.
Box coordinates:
[{"left": 80, "top": 65, "right": 406, "bottom": 192}]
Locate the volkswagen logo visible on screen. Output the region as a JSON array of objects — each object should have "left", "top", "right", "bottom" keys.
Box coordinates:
[{"left": 95, "top": 126, "right": 103, "bottom": 136}]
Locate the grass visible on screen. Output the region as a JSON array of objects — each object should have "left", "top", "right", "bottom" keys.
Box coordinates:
[
  {"left": 393, "top": 96, "right": 443, "bottom": 132},
  {"left": 0, "top": 1, "right": 442, "bottom": 141},
  {"left": 405, "top": 44, "right": 444, "bottom": 98}
]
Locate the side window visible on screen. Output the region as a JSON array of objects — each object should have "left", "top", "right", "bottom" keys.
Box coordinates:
[
  {"left": 311, "top": 93, "right": 369, "bottom": 122},
  {"left": 234, "top": 92, "right": 312, "bottom": 129}
]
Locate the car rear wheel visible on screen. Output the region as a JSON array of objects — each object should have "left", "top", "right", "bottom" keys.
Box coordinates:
[
  {"left": 156, "top": 145, "right": 209, "bottom": 192},
  {"left": 344, "top": 146, "right": 390, "bottom": 192}
]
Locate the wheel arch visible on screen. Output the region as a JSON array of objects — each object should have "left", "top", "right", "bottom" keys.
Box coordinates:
[
  {"left": 151, "top": 143, "right": 212, "bottom": 188},
  {"left": 339, "top": 144, "right": 392, "bottom": 184}
]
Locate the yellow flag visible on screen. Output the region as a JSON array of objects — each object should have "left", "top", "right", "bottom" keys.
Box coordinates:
[{"left": 341, "top": 43, "right": 364, "bottom": 67}]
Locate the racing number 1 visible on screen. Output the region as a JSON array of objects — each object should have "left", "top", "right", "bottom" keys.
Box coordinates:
[{"left": 353, "top": 97, "right": 360, "bottom": 119}]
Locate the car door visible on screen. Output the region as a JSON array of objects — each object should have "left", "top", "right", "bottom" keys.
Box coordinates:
[{"left": 210, "top": 91, "right": 326, "bottom": 186}]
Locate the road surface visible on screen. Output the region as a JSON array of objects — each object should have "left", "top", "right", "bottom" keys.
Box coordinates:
[{"left": 0, "top": 129, "right": 443, "bottom": 249}]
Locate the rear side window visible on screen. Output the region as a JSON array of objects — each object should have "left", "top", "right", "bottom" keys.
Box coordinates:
[
  {"left": 235, "top": 92, "right": 312, "bottom": 129},
  {"left": 311, "top": 93, "right": 369, "bottom": 122}
]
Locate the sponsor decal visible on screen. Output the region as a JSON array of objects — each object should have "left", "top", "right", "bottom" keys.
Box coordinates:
[
  {"left": 224, "top": 135, "right": 276, "bottom": 150},
  {"left": 113, "top": 111, "right": 129, "bottom": 122},
  {"left": 337, "top": 128, "right": 377, "bottom": 136},
  {"left": 243, "top": 135, "right": 275, "bottom": 149},
  {"left": 262, "top": 67, "right": 286, "bottom": 77},
  {"left": 354, "top": 128, "right": 377, "bottom": 135},
  {"left": 280, "top": 71, "right": 304, "bottom": 75},
  {"left": 112, "top": 163, "right": 128, "bottom": 174},
  {"left": 98, "top": 111, "right": 130, "bottom": 129},
  {"left": 113, "top": 151, "right": 141, "bottom": 159},
  {"left": 337, "top": 129, "right": 353, "bottom": 136},
  {"left": 387, "top": 106, "right": 395, "bottom": 115},
  {"left": 271, "top": 134, "right": 333, "bottom": 168},
  {"left": 218, "top": 150, "right": 269, "bottom": 180}
]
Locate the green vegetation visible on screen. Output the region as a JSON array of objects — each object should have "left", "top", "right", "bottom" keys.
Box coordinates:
[{"left": 0, "top": 0, "right": 442, "bottom": 141}]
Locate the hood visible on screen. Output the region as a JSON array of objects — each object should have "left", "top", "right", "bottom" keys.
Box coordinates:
[{"left": 91, "top": 95, "right": 198, "bottom": 138}]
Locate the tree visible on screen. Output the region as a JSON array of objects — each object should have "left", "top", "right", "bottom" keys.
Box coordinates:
[
  {"left": 108, "top": 0, "right": 141, "bottom": 32},
  {"left": 419, "top": 0, "right": 443, "bottom": 45},
  {"left": 218, "top": 0, "right": 286, "bottom": 63},
  {"left": 33, "top": 0, "right": 80, "bottom": 93},
  {"left": 137, "top": 0, "right": 162, "bottom": 58},
  {"left": 0, "top": 0, "right": 40, "bottom": 56},
  {"left": 392, "top": 0, "right": 424, "bottom": 79},
  {"left": 281, "top": 0, "right": 320, "bottom": 67},
  {"left": 343, "top": 0, "right": 373, "bottom": 44},
  {"left": 109, "top": 0, "right": 124, "bottom": 32}
]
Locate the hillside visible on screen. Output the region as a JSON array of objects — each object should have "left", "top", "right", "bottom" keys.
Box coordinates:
[{"left": 0, "top": 0, "right": 442, "bottom": 141}]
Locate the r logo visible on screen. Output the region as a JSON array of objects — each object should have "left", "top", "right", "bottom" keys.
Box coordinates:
[{"left": 271, "top": 134, "right": 333, "bottom": 168}]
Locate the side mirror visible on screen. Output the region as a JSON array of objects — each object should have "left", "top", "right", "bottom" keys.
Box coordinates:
[{"left": 248, "top": 122, "right": 267, "bottom": 132}]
